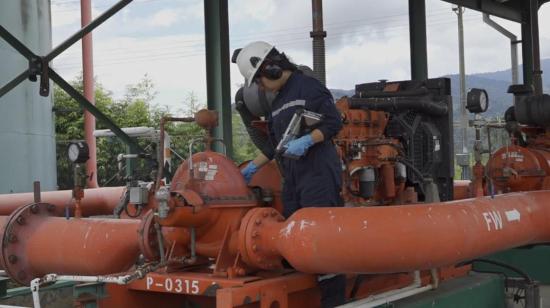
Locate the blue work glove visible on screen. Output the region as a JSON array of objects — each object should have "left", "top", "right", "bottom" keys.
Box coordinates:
[
  {"left": 241, "top": 161, "right": 258, "bottom": 184},
  {"left": 284, "top": 134, "right": 314, "bottom": 159}
]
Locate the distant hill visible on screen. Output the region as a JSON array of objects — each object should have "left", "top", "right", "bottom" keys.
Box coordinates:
[{"left": 330, "top": 58, "right": 550, "bottom": 120}]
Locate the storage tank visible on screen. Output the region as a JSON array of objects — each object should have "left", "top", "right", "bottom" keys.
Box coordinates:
[{"left": 0, "top": 1, "right": 57, "bottom": 193}]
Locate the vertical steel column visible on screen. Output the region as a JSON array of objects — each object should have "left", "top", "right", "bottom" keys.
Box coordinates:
[
  {"left": 453, "top": 6, "right": 470, "bottom": 180},
  {"left": 529, "top": 0, "right": 543, "bottom": 96},
  {"left": 81, "top": 0, "right": 98, "bottom": 188},
  {"left": 408, "top": 0, "right": 428, "bottom": 81},
  {"left": 311, "top": 0, "right": 327, "bottom": 85},
  {"left": 204, "top": 0, "right": 232, "bottom": 157},
  {"left": 521, "top": 1, "right": 541, "bottom": 94}
]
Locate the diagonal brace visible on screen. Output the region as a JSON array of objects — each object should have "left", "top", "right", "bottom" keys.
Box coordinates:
[
  {"left": 0, "top": 0, "right": 149, "bottom": 160},
  {"left": 49, "top": 68, "right": 148, "bottom": 156}
]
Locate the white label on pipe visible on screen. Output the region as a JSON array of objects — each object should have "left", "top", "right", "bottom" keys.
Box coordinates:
[{"left": 505, "top": 209, "right": 521, "bottom": 222}]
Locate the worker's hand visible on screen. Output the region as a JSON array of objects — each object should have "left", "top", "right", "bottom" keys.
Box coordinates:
[
  {"left": 241, "top": 161, "right": 259, "bottom": 184},
  {"left": 284, "top": 134, "right": 314, "bottom": 158}
]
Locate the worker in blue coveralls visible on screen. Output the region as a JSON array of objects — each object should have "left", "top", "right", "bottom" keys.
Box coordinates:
[{"left": 232, "top": 41, "right": 346, "bottom": 308}]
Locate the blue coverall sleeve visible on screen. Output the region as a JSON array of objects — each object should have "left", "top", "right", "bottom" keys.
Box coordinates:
[{"left": 306, "top": 88, "right": 343, "bottom": 140}]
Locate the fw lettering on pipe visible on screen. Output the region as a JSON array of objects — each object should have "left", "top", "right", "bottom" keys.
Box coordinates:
[
  {"left": 482, "top": 211, "right": 503, "bottom": 231},
  {"left": 482, "top": 208, "right": 521, "bottom": 231}
]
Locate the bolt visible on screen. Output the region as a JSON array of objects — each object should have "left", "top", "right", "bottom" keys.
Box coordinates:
[
  {"left": 47, "top": 204, "right": 56, "bottom": 212},
  {"left": 8, "top": 234, "right": 17, "bottom": 243},
  {"left": 237, "top": 268, "right": 246, "bottom": 276},
  {"left": 251, "top": 230, "right": 259, "bottom": 238},
  {"left": 30, "top": 204, "right": 39, "bottom": 214},
  {"left": 8, "top": 255, "right": 17, "bottom": 264},
  {"left": 252, "top": 245, "right": 258, "bottom": 252},
  {"left": 255, "top": 219, "right": 261, "bottom": 225},
  {"left": 16, "top": 216, "right": 25, "bottom": 225},
  {"left": 262, "top": 211, "right": 268, "bottom": 218}
]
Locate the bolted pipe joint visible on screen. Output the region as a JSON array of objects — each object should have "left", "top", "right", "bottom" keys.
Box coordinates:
[
  {"left": 238, "top": 207, "right": 286, "bottom": 270},
  {"left": 155, "top": 187, "right": 171, "bottom": 219}
]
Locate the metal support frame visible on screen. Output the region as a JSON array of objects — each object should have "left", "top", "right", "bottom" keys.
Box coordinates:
[
  {"left": 523, "top": 0, "right": 543, "bottom": 96},
  {"left": 0, "top": 0, "right": 150, "bottom": 159},
  {"left": 311, "top": 0, "right": 327, "bottom": 85},
  {"left": 408, "top": 0, "right": 428, "bottom": 81},
  {"left": 204, "top": 0, "right": 233, "bottom": 158},
  {"left": 482, "top": 14, "right": 519, "bottom": 86}
]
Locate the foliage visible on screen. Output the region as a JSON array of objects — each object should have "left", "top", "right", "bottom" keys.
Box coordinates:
[
  {"left": 232, "top": 111, "right": 259, "bottom": 165},
  {"left": 54, "top": 75, "right": 258, "bottom": 189}
]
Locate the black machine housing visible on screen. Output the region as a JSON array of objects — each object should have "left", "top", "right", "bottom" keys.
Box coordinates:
[{"left": 352, "top": 78, "right": 454, "bottom": 201}]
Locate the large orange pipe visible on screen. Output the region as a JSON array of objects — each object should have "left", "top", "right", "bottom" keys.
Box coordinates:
[
  {"left": 25, "top": 218, "right": 140, "bottom": 275},
  {"left": 0, "top": 187, "right": 125, "bottom": 216},
  {"left": 246, "top": 191, "right": 550, "bottom": 274},
  {"left": 0, "top": 216, "right": 141, "bottom": 284}
]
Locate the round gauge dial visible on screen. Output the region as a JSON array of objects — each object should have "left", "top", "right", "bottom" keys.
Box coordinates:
[
  {"left": 67, "top": 142, "right": 90, "bottom": 163},
  {"left": 466, "top": 88, "right": 489, "bottom": 114}
]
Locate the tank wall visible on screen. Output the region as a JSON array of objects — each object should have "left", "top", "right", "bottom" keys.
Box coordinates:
[{"left": 0, "top": 0, "right": 57, "bottom": 193}]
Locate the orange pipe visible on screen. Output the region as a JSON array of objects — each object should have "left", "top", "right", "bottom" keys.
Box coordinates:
[
  {"left": 0, "top": 186, "right": 125, "bottom": 216},
  {"left": 1, "top": 215, "right": 141, "bottom": 284},
  {"left": 81, "top": 0, "right": 98, "bottom": 188},
  {"left": 26, "top": 218, "right": 140, "bottom": 274},
  {"left": 245, "top": 191, "right": 550, "bottom": 274}
]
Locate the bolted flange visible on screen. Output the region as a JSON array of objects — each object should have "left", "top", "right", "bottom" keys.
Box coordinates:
[
  {"left": 137, "top": 210, "right": 161, "bottom": 262},
  {"left": 238, "top": 207, "right": 285, "bottom": 271},
  {"left": 0, "top": 203, "right": 55, "bottom": 286}
]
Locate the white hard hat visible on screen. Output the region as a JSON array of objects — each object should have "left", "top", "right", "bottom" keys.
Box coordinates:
[{"left": 235, "top": 41, "right": 274, "bottom": 87}]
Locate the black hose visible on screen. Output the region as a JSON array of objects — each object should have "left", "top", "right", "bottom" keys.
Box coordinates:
[
  {"left": 349, "top": 97, "right": 448, "bottom": 117},
  {"left": 395, "top": 157, "right": 425, "bottom": 183},
  {"left": 125, "top": 203, "right": 143, "bottom": 218},
  {"left": 113, "top": 189, "right": 130, "bottom": 218},
  {"left": 458, "top": 258, "right": 533, "bottom": 284}
]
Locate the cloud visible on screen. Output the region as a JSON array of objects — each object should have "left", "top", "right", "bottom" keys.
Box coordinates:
[
  {"left": 51, "top": 0, "right": 550, "bottom": 115},
  {"left": 53, "top": 33, "right": 208, "bottom": 112},
  {"left": 148, "top": 9, "right": 180, "bottom": 28},
  {"left": 147, "top": 3, "right": 203, "bottom": 29}
]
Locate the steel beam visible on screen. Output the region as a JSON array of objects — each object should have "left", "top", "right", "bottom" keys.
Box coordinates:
[
  {"left": 409, "top": 0, "right": 428, "bottom": 81},
  {"left": 46, "top": 0, "right": 132, "bottom": 62},
  {"left": 204, "top": 0, "right": 232, "bottom": 157},
  {"left": 522, "top": 11, "right": 534, "bottom": 89},
  {"left": 521, "top": 0, "right": 543, "bottom": 95},
  {"left": 528, "top": 0, "right": 543, "bottom": 95},
  {"left": 441, "top": 0, "right": 522, "bottom": 22},
  {"left": 0, "top": 0, "right": 150, "bottom": 161},
  {"left": 49, "top": 68, "right": 147, "bottom": 156}
]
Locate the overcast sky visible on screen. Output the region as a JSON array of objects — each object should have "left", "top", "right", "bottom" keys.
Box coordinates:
[{"left": 50, "top": 0, "right": 550, "bottom": 113}]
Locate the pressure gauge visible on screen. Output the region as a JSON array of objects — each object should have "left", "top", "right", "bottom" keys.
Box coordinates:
[
  {"left": 466, "top": 88, "right": 489, "bottom": 114},
  {"left": 67, "top": 141, "right": 90, "bottom": 163}
]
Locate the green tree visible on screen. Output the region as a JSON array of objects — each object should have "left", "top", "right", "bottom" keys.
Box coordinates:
[
  {"left": 53, "top": 75, "right": 115, "bottom": 188},
  {"left": 232, "top": 111, "right": 259, "bottom": 165},
  {"left": 54, "top": 75, "right": 166, "bottom": 188},
  {"left": 54, "top": 75, "right": 259, "bottom": 189}
]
